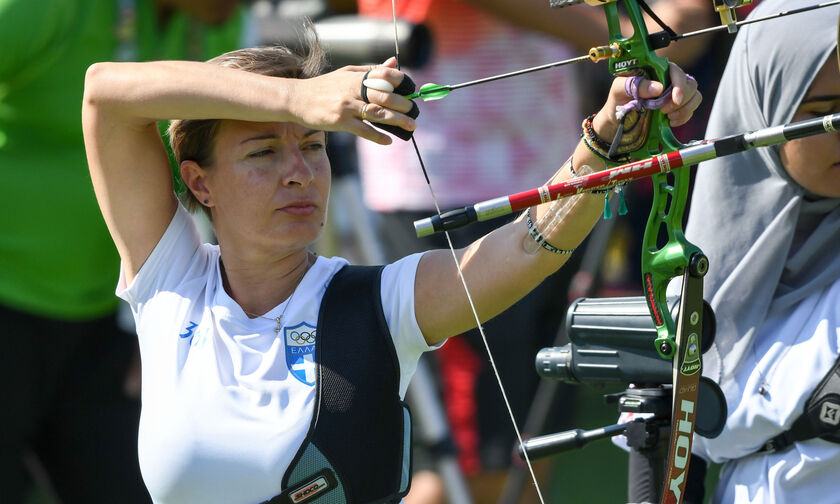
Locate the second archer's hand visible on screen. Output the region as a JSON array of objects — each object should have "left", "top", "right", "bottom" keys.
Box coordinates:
[{"left": 592, "top": 62, "right": 702, "bottom": 141}]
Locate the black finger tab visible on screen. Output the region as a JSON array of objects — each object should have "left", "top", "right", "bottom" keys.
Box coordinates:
[
  {"left": 407, "top": 101, "right": 419, "bottom": 119},
  {"left": 371, "top": 100, "right": 419, "bottom": 141},
  {"left": 361, "top": 70, "right": 371, "bottom": 103},
  {"left": 394, "top": 74, "right": 416, "bottom": 96},
  {"left": 372, "top": 122, "right": 414, "bottom": 141}
]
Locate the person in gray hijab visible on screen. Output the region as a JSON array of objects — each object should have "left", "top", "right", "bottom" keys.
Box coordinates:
[{"left": 687, "top": 0, "right": 840, "bottom": 501}]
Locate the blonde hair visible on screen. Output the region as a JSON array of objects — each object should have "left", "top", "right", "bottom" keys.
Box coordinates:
[{"left": 168, "top": 30, "right": 327, "bottom": 217}]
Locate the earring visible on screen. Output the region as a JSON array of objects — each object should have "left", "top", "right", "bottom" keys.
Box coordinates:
[{"left": 203, "top": 199, "right": 209, "bottom": 204}]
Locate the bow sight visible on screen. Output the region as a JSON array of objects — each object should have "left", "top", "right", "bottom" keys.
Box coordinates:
[{"left": 713, "top": 0, "right": 753, "bottom": 32}]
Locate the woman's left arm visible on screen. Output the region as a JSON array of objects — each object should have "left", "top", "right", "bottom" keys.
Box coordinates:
[{"left": 415, "top": 63, "right": 701, "bottom": 345}]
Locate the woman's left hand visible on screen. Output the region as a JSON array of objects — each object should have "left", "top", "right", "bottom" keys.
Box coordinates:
[{"left": 592, "top": 62, "right": 702, "bottom": 141}]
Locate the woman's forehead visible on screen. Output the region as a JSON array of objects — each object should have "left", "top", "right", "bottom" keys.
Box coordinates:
[
  {"left": 803, "top": 57, "right": 840, "bottom": 100},
  {"left": 217, "top": 120, "right": 323, "bottom": 144}
]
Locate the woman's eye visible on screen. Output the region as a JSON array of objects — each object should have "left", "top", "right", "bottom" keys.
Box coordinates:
[
  {"left": 304, "top": 143, "right": 325, "bottom": 152},
  {"left": 248, "top": 149, "right": 274, "bottom": 158},
  {"left": 805, "top": 102, "right": 840, "bottom": 117}
]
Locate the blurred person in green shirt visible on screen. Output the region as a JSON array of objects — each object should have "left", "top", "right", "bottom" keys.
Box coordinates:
[{"left": 0, "top": 1, "right": 242, "bottom": 501}]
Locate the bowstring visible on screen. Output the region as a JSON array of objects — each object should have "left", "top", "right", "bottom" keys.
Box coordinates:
[{"left": 388, "top": 2, "right": 547, "bottom": 502}]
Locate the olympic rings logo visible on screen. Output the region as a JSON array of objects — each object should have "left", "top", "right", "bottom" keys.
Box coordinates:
[{"left": 289, "top": 330, "right": 316, "bottom": 344}]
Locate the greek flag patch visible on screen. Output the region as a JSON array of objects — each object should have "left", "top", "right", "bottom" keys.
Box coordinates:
[{"left": 285, "top": 322, "right": 317, "bottom": 386}]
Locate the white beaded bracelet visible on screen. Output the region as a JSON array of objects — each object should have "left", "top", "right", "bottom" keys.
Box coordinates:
[{"left": 525, "top": 209, "right": 576, "bottom": 255}]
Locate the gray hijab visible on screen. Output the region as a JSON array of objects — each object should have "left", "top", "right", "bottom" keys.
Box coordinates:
[{"left": 686, "top": 0, "right": 840, "bottom": 398}]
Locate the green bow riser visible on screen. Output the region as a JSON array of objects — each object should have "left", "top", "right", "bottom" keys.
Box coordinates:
[{"left": 598, "top": 0, "right": 703, "bottom": 358}]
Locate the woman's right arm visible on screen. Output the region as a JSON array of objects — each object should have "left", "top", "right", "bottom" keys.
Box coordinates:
[{"left": 82, "top": 59, "right": 413, "bottom": 283}]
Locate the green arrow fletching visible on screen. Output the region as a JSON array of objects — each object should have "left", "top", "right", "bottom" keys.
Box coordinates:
[{"left": 406, "top": 83, "right": 451, "bottom": 101}]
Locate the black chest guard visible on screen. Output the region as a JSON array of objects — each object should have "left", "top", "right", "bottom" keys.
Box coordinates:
[{"left": 264, "top": 265, "right": 412, "bottom": 504}]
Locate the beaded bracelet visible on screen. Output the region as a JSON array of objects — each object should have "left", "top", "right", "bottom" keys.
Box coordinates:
[
  {"left": 525, "top": 208, "right": 576, "bottom": 255},
  {"left": 584, "top": 114, "right": 612, "bottom": 152},
  {"left": 582, "top": 113, "right": 632, "bottom": 164},
  {"left": 581, "top": 134, "right": 612, "bottom": 162}
]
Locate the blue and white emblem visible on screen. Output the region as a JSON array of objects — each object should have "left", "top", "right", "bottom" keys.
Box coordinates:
[{"left": 285, "top": 322, "right": 317, "bottom": 386}]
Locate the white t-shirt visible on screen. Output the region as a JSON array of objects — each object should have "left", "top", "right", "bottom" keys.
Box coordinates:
[
  {"left": 692, "top": 277, "right": 840, "bottom": 504},
  {"left": 117, "top": 204, "right": 436, "bottom": 504}
]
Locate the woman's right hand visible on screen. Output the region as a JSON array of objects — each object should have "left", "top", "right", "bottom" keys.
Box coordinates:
[{"left": 288, "top": 57, "right": 417, "bottom": 145}]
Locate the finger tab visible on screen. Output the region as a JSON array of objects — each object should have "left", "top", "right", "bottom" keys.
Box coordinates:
[
  {"left": 363, "top": 78, "right": 395, "bottom": 93},
  {"left": 407, "top": 101, "right": 419, "bottom": 119},
  {"left": 370, "top": 99, "right": 418, "bottom": 141},
  {"left": 361, "top": 70, "right": 371, "bottom": 103},
  {"left": 393, "top": 74, "right": 416, "bottom": 96},
  {"left": 373, "top": 122, "right": 414, "bottom": 141}
]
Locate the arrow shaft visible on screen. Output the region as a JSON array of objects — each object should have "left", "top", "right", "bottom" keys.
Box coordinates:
[{"left": 448, "top": 54, "right": 592, "bottom": 91}]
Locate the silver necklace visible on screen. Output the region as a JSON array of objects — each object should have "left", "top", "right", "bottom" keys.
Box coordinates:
[
  {"left": 245, "top": 290, "right": 296, "bottom": 334},
  {"left": 243, "top": 254, "right": 312, "bottom": 334}
]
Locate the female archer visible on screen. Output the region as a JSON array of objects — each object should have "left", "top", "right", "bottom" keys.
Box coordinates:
[{"left": 81, "top": 28, "right": 700, "bottom": 502}]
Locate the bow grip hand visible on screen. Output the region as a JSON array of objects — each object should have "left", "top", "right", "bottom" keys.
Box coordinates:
[
  {"left": 593, "top": 63, "right": 701, "bottom": 144},
  {"left": 597, "top": 0, "right": 682, "bottom": 156}
]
